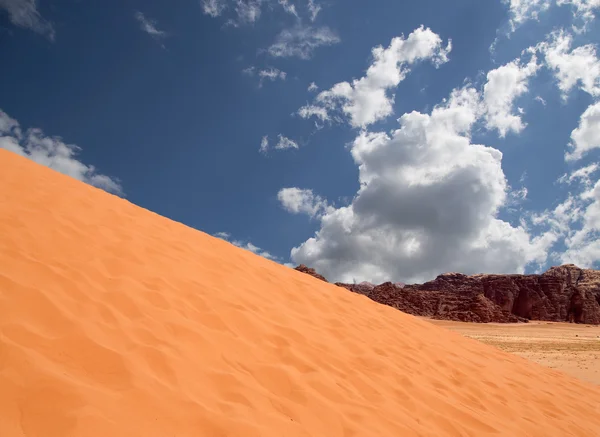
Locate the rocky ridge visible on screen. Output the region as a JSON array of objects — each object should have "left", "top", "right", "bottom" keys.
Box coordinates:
[{"left": 294, "top": 264, "right": 600, "bottom": 324}]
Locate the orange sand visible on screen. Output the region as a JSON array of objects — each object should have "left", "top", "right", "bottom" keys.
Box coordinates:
[{"left": 1, "top": 148, "right": 600, "bottom": 437}]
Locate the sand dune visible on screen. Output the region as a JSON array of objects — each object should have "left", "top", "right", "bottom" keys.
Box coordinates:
[{"left": 1, "top": 148, "right": 600, "bottom": 437}]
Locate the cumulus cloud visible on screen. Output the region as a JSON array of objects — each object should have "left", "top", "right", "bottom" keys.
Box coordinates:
[
  {"left": 298, "top": 26, "right": 452, "bottom": 128},
  {"left": 505, "top": 0, "right": 600, "bottom": 31},
  {"left": 565, "top": 101, "right": 600, "bottom": 161},
  {"left": 536, "top": 30, "right": 600, "bottom": 99},
  {"left": 277, "top": 187, "right": 332, "bottom": 218},
  {"left": 286, "top": 87, "right": 554, "bottom": 283},
  {"left": 481, "top": 54, "right": 540, "bottom": 137},
  {"left": 308, "top": 82, "right": 319, "bottom": 92},
  {"left": 559, "top": 179, "right": 600, "bottom": 267},
  {"left": 134, "top": 11, "right": 167, "bottom": 45},
  {"left": 557, "top": 0, "right": 600, "bottom": 28},
  {"left": 0, "top": 0, "right": 54, "bottom": 39},
  {"left": 558, "top": 162, "right": 599, "bottom": 186},
  {"left": 0, "top": 108, "right": 122, "bottom": 195},
  {"left": 267, "top": 24, "right": 340, "bottom": 59},
  {"left": 505, "top": 0, "right": 552, "bottom": 30},
  {"left": 534, "top": 164, "right": 600, "bottom": 268}
]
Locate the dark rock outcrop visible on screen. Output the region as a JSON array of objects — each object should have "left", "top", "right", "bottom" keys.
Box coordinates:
[
  {"left": 335, "top": 282, "right": 375, "bottom": 296},
  {"left": 294, "top": 264, "right": 600, "bottom": 324},
  {"left": 294, "top": 264, "right": 328, "bottom": 282}
]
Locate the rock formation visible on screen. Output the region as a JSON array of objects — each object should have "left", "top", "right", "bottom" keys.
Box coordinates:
[
  {"left": 294, "top": 264, "right": 328, "bottom": 282},
  {"left": 295, "top": 264, "right": 600, "bottom": 324}
]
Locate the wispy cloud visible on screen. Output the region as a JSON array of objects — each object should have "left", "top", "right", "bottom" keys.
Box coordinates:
[
  {"left": 0, "top": 0, "right": 54, "bottom": 39},
  {"left": 243, "top": 66, "right": 287, "bottom": 87},
  {"left": 307, "top": 0, "right": 321, "bottom": 21},
  {"left": 214, "top": 231, "right": 280, "bottom": 261},
  {"left": 259, "top": 135, "right": 269, "bottom": 153},
  {"left": 134, "top": 11, "right": 167, "bottom": 46},
  {"left": 278, "top": 0, "right": 298, "bottom": 17},
  {"left": 201, "top": 0, "right": 227, "bottom": 17},
  {"left": 267, "top": 24, "right": 340, "bottom": 59},
  {"left": 259, "top": 134, "right": 298, "bottom": 153}
]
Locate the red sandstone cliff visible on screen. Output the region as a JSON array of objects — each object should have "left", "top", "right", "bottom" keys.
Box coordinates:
[{"left": 295, "top": 264, "right": 600, "bottom": 324}]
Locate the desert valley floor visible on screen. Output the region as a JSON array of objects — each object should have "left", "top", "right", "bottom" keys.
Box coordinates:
[{"left": 428, "top": 319, "right": 600, "bottom": 385}]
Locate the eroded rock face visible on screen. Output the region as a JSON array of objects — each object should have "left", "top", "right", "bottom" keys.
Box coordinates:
[
  {"left": 294, "top": 264, "right": 328, "bottom": 282},
  {"left": 335, "top": 282, "right": 375, "bottom": 296},
  {"left": 294, "top": 263, "right": 600, "bottom": 324}
]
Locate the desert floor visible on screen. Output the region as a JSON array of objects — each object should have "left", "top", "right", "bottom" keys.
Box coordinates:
[{"left": 428, "top": 319, "right": 600, "bottom": 385}]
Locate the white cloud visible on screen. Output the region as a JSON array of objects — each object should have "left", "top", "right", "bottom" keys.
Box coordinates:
[
  {"left": 275, "top": 134, "right": 298, "bottom": 150},
  {"left": 481, "top": 54, "right": 540, "bottom": 137},
  {"left": 285, "top": 87, "right": 554, "bottom": 283},
  {"left": 242, "top": 66, "right": 256, "bottom": 76},
  {"left": 201, "top": 0, "right": 227, "bottom": 16},
  {"left": 557, "top": 0, "right": 600, "bottom": 27},
  {"left": 259, "top": 135, "right": 269, "bottom": 153},
  {"left": 201, "top": 0, "right": 323, "bottom": 26},
  {"left": 535, "top": 95, "right": 547, "bottom": 105},
  {"left": 565, "top": 101, "right": 600, "bottom": 161},
  {"left": 234, "top": 0, "right": 262, "bottom": 24},
  {"left": 504, "top": 0, "right": 600, "bottom": 31},
  {"left": 268, "top": 24, "right": 340, "bottom": 59},
  {"left": 558, "top": 162, "right": 600, "bottom": 186},
  {"left": 297, "top": 104, "right": 329, "bottom": 122},
  {"left": 0, "top": 0, "right": 54, "bottom": 39},
  {"left": 259, "top": 134, "right": 298, "bottom": 153},
  {"left": 134, "top": 11, "right": 167, "bottom": 45},
  {"left": 505, "top": 0, "right": 551, "bottom": 30},
  {"left": 214, "top": 232, "right": 279, "bottom": 261},
  {"left": 243, "top": 66, "right": 287, "bottom": 86},
  {"left": 559, "top": 179, "right": 600, "bottom": 266},
  {"left": 0, "top": 108, "right": 122, "bottom": 195},
  {"left": 307, "top": 0, "right": 321, "bottom": 21},
  {"left": 535, "top": 165, "right": 600, "bottom": 268},
  {"left": 258, "top": 67, "right": 287, "bottom": 83},
  {"left": 278, "top": 0, "right": 298, "bottom": 17},
  {"left": 277, "top": 187, "right": 332, "bottom": 218},
  {"left": 308, "top": 82, "right": 319, "bottom": 92},
  {"left": 298, "top": 26, "right": 452, "bottom": 128},
  {"left": 536, "top": 30, "right": 600, "bottom": 98},
  {"left": 205, "top": 0, "right": 263, "bottom": 26}
]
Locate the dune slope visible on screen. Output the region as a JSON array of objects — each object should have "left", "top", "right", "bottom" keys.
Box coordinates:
[{"left": 1, "top": 148, "right": 600, "bottom": 437}]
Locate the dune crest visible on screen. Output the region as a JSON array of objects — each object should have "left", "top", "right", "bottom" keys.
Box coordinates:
[{"left": 1, "top": 148, "right": 600, "bottom": 437}]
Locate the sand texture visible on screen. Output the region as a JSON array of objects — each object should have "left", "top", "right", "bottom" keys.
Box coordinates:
[
  {"left": 1, "top": 148, "right": 600, "bottom": 437},
  {"left": 429, "top": 319, "right": 600, "bottom": 385}
]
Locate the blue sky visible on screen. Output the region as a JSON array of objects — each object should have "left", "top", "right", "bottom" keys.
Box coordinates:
[{"left": 1, "top": 0, "right": 600, "bottom": 283}]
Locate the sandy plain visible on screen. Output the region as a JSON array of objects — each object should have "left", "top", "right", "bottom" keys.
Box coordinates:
[
  {"left": 428, "top": 319, "right": 600, "bottom": 385},
  {"left": 1, "top": 148, "right": 600, "bottom": 437}
]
